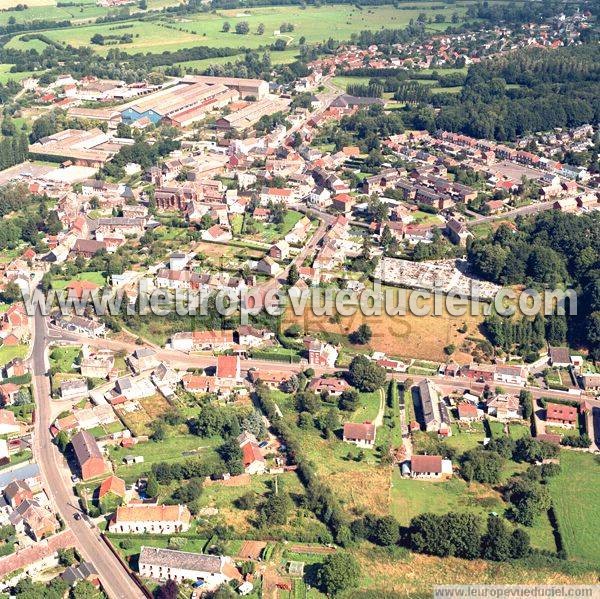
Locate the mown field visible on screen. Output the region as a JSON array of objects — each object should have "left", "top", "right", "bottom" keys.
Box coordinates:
[{"left": 548, "top": 451, "right": 600, "bottom": 564}]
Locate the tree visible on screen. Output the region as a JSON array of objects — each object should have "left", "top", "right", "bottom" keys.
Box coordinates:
[
  {"left": 409, "top": 512, "right": 482, "bottom": 559},
  {"left": 73, "top": 580, "right": 102, "bottom": 599},
  {"left": 150, "top": 420, "right": 167, "bottom": 442},
  {"left": 287, "top": 263, "right": 299, "bottom": 286},
  {"left": 294, "top": 390, "right": 321, "bottom": 414},
  {"left": 259, "top": 490, "right": 292, "bottom": 525},
  {"left": 318, "top": 552, "right": 360, "bottom": 597},
  {"left": 372, "top": 515, "right": 400, "bottom": 546},
  {"left": 257, "top": 22, "right": 265, "bottom": 35},
  {"left": 55, "top": 430, "right": 69, "bottom": 453},
  {"left": 348, "top": 355, "right": 386, "bottom": 392},
  {"left": 155, "top": 579, "right": 178, "bottom": 599},
  {"left": 481, "top": 515, "right": 511, "bottom": 561},
  {"left": 349, "top": 324, "right": 372, "bottom": 345},
  {"left": 235, "top": 21, "right": 250, "bottom": 34},
  {"left": 217, "top": 439, "right": 243, "bottom": 475},
  {"left": 1, "top": 281, "right": 21, "bottom": 303},
  {"left": 222, "top": 21, "right": 230, "bottom": 32},
  {"left": 513, "top": 437, "right": 558, "bottom": 463},
  {"left": 509, "top": 527, "right": 531, "bottom": 558},
  {"left": 459, "top": 449, "right": 504, "bottom": 484},
  {"left": 504, "top": 475, "right": 550, "bottom": 526},
  {"left": 338, "top": 389, "right": 359, "bottom": 412},
  {"left": 146, "top": 474, "right": 159, "bottom": 498}
]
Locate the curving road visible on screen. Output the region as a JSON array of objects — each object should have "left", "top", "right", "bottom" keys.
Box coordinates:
[{"left": 31, "top": 310, "right": 145, "bottom": 599}]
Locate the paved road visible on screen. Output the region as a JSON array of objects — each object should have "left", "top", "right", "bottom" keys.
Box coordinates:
[
  {"left": 31, "top": 311, "right": 146, "bottom": 599},
  {"left": 47, "top": 324, "right": 600, "bottom": 412},
  {"left": 466, "top": 200, "right": 555, "bottom": 228}
]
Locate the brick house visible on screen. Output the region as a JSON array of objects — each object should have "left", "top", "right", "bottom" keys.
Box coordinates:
[{"left": 71, "top": 430, "right": 109, "bottom": 480}]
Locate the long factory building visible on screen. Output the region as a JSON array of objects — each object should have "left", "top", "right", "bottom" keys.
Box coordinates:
[{"left": 119, "top": 75, "right": 268, "bottom": 128}]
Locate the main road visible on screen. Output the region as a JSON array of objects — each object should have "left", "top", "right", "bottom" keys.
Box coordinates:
[{"left": 31, "top": 309, "right": 146, "bottom": 599}]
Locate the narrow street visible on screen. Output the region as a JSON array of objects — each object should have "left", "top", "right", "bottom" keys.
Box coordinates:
[{"left": 30, "top": 311, "right": 146, "bottom": 599}]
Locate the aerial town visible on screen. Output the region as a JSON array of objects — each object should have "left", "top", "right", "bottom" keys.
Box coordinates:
[{"left": 0, "top": 0, "right": 598, "bottom": 597}]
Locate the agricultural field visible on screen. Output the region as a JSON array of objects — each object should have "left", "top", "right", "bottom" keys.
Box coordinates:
[
  {"left": 548, "top": 451, "right": 600, "bottom": 564},
  {"left": 8, "top": 2, "right": 470, "bottom": 56}
]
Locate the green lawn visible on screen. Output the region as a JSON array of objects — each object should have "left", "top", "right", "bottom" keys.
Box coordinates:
[
  {"left": 0, "top": 345, "right": 28, "bottom": 367},
  {"left": 49, "top": 345, "right": 81, "bottom": 374},
  {"left": 548, "top": 451, "right": 600, "bottom": 563},
  {"left": 447, "top": 421, "right": 485, "bottom": 452},
  {"left": 108, "top": 434, "right": 221, "bottom": 483},
  {"left": 350, "top": 390, "right": 382, "bottom": 423},
  {"left": 52, "top": 271, "right": 106, "bottom": 290}
]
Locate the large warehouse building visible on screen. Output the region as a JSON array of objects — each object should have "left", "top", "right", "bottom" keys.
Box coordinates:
[
  {"left": 215, "top": 97, "right": 290, "bottom": 132},
  {"left": 181, "top": 75, "right": 269, "bottom": 100},
  {"left": 120, "top": 80, "right": 238, "bottom": 127}
]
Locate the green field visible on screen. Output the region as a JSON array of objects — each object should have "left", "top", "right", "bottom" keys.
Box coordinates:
[
  {"left": 548, "top": 451, "right": 600, "bottom": 563},
  {"left": 108, "top": 434, "right": 221, "bottom": 482},
  {"left": 51, "top": 271, "right": 106, "bottom": 290},
  {"left": 9, "top": 2, "right": 469, "bottom": 56},
  {"left": 390, "top": 469, "right": 555, "bottom": 552},
  {"left": 49, "top": 345, "right": 81, "bottom": 374},
  {"left": 0, "top": 344, "right": 28, "bottom": 367}
]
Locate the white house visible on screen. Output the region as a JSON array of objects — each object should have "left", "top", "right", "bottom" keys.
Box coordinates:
[{"left": 138, "top": 546, "right": 239, "bottom": 590}]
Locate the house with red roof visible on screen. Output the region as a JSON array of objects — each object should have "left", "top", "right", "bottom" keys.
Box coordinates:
[
  {"left": 545, "top": 402, "right": 578, "bottom": 427},
  {"left": 67, "top": 280, "right": 101, "bottom": 300},
  {"left": 342, "top": 421, "right": 375, "bottom": 449},
  {"left": 242, "top": 442, "right": 266, "bottom": 475},
  {"left": 457, "top": 403, "right": 479, "bottom": 422}
]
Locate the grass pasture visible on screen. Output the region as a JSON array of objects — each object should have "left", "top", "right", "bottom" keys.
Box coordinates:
[
  {"left": 548, "top": 451, "right": 600, "bottom": 564},
  {"left": 10, "top": 2, "right": 470, "bottom": 57}
]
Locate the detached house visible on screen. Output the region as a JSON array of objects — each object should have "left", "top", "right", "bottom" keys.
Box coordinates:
[
  {"left": 343, "top": 422, "right": 375, "bottom": 449},
  {"left": 410, "top": 455, "right": 452, "bottom": 479},
  {"left": 242, "top": 443, "right": 266, "bottom": 475},
  {"left": 546, "top": 402, "right": 578, "bottom": 427},
  {"left": 71, "top": 430, "right": 109, "bottom": 481}
]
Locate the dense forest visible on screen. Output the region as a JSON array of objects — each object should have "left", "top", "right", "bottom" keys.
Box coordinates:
[
  {"left": 402, "top": 43, "right": 600, "bottom": 140},
  {"left": 467, "top": 211, "right": 600, "bottom": 358}
]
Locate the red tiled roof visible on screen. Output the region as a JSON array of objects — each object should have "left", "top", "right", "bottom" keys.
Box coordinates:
[
  {"left": 411, "top": 455, "right": 443, "bottom": 473},
  {"left": 98, "top": 475, "right": 126, "bottom": 499},
  {"left": 242, "top": 443, "right": 264, "bottom": 467},
  {"left": 458, "top": 403, "right": 478, "bottom": 418},
  {"left": 343, "top": 421, "right": 375, "bottom": 442},
  {"left": 546, "top": 402, "right": 578, "bottom": 423},
  {"left": 217, "top": 355, "right": 239, "bottom": 379}
]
